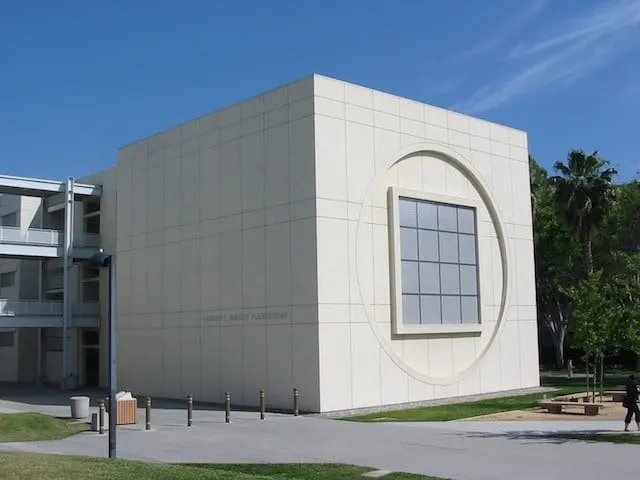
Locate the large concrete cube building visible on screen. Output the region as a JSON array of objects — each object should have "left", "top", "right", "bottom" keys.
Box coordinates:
[{"left": 0, "top": 74, "right": 538, "bottom": 412}]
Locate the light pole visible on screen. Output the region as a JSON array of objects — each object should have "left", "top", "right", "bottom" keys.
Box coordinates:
[{"left": 90, "top": 251, "right": 117, "bottom": 459}]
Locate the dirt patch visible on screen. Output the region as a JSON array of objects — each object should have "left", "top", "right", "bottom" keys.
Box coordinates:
[{"left": 465, "top": 395, "right": 628, "bottom": 422}]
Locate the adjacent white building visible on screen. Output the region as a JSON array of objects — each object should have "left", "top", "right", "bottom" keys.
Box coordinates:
[
  {"left": 0, "top": 74, "right": 539, "bottom": 412},
  {"left": 0, "top": 185, "right": 103, "bottom": 388}
]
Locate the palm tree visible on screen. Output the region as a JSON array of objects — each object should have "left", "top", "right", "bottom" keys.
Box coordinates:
[{"left": 549, "top": 150, "right": 617, "bottom": 276}]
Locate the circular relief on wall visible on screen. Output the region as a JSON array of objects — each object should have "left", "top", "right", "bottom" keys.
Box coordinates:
[{"left": 354, "top": 143, "right": 511, "bottom": 386}]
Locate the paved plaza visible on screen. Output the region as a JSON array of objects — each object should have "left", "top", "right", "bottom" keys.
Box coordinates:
[{"left": 0, "top": 390, "right": 636, "bottom": 480}]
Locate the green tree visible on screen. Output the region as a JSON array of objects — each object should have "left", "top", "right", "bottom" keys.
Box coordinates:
[
  {"left": 566, "top": 272, "right": 619, "bottom": 359},
  {"left": 549, "top": 150, "right": 617, "bottom": 276},
  {"left": 607, "top": 253, "right": 640, "bottom": 364},
  {"left": 566, "top": 253, "right": 640, "bottom": 393},
  {"left": 565, "top": 271, "right": 620, "bottom": 399},
  {"left": 530, "top": 156, "right": 580, "bottom": 367},
  {"left": 529, "top": 154, "right": 547, "bottom": 216},
  {"left": 605, "top": 180, "right": 640, "bottom": 254}
]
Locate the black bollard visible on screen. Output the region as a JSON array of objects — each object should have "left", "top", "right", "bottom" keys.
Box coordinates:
[
  {"left": 259, "top": 390, "right": 265, "bottom": 420},
  {"left": 293, "top": 388, "right": 299, "bottom": 416},
  {"left": 225, "top": 392, "right": 231, "bottom": 423},
  {"left": 145, "top": 397, "right": 151, "bottom": 431},
  {"left": 99, "top": 400, "right": 105, "bottom": 435},
  {"left": 187, "top": 394, "right": 193, "bottom": 427}
]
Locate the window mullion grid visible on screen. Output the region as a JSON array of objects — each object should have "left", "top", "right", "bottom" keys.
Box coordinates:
[
  {"left": 456, "top": 208, "right": 463, "bottom": 324},
  {"left": 414, "top": 201, "right": 422, "bottom": 324},
  {"left": 473, "top": 229, "right": 481, "bottom": 324},
  {"left": 436, "top": 206, "right": 443, "bottom": 325},
  {"left": 399, "top": 199, "right": 480, "bottom": 327}
]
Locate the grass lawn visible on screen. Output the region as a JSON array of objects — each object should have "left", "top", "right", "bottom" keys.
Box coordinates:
[
  {"left": 546, "top": 433, "right": 640, "bottom": 445},
  {"left": 0, "top": 453, "right": 444, "bottom": 479},
  {"left": 542, "top": 368, "right": 634, "bottom": 377},
  {"left": 343, "top": 375, "right": 624, "bottom": 423},
  {"left": 344, "top": 391, "right": 554, "bottom": 422},
  {"left": 0, "top": 413, "right": 89, "bottom": 443}
]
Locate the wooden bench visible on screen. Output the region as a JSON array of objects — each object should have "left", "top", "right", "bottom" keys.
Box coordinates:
[
  {"left": 539, "top": 401, "right": 603, "bottom": 416},
  {"left": 604, "top": 391, "right": 626, "bottom": 402},
  {"left": 554, "top": 393, "right": 592, "bottom": 403}
]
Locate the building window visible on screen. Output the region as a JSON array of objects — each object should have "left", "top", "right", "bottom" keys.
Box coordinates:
[
  {"left": 82, "top": 262, "right": 100, "bottom": 280},
  {"left": 391, "top": 190, "right": 482, "bottom": 333},
  {"left": 82, "top": 281, "right": 100, "bottom": 302},
  {"left": 0, "top": 271, "right": 16, "bottom": 288},
  {"left": 83, "top": 215, "right": 101, "bottom": 234},
  {"left": 45, "top": 336, "right": 63, "bottom": 352},
  {"left": 0, "top": 212, "right": 18, "bottom": 227},
  {"left": 0, "top": 331, "right": 15, "bottom": 347},
  {"left": 84, "top": 198, "right": 101, "bottom": 215},
  {"left": 83, "top": 330, "right": 99, "bottom": 346}
]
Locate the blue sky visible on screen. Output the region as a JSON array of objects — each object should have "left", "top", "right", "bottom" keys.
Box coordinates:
[{"left": 2, "top": 0, "right": 639, "bottom": 181}]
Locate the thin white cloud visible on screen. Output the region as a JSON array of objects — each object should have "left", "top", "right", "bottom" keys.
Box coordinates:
[
  {"left": 455, "top": 0, "right": 549, "bottom": 61},
  {"left": 457, "top": 0, "right": 640, "bottom": 113},
  {"left": 510, "top": 0, "right": 640, "bottom": 58},
  {"left": 424, "top": 73, "right": 469, "bottom": 97}
]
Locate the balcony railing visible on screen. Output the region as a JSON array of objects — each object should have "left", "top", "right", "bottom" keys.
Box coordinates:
[
  {"left": 0, "top": 300, "right": 101, "bottom": 316},
  {"left": 0, "top": 226, "right": 61, "bottom": 246},
  {"left": 77, "top": 233, "right": 101, "bottom": 248},
  {"left": 0, "top": 227, "right": 101, "bottom": 248},
  {"left": 73, "top": 302, "right": 102, "bottom": 316}
]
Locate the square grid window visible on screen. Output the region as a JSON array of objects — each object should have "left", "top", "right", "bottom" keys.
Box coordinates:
[{"left": 399, "top": 197, "right": 480, "bottom": 325}]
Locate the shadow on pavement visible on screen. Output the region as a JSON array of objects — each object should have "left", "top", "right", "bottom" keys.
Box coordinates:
[
  {"left": 0, "top": 382, "right": 296, "bottom": 415},
  {"left": 450, "top": 428, "right": 626, "bottom": 445}
]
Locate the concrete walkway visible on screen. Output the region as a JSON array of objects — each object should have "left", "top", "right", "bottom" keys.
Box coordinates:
[{"left": 0, "top": 394, "right": 637, "bottom": 480}]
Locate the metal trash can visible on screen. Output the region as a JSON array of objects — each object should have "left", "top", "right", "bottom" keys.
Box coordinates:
[{"left": 70, "top": 396, "right": 90, "bottom": 419}]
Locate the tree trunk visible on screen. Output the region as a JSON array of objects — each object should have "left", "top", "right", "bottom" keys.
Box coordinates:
[
  {"left": 599, "top": 353, "right": 604, "bottom": 402},
  {"left": 583, "top": 227, "right": 594, "bottom": 276},
  {"left": 547, "top": 305, "right": 567, "bottom": 368},
  {"left": 553, "top": 331, "right": 565, "bottom": 369},
  {"left": 591, "top": 360, "right": 596, "bottom": 403},
  {"left": 585, "top": 353, "right": 590, "bottom": 395}
]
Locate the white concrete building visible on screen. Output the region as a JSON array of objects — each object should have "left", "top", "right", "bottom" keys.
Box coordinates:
[
  {"left": 0, "top": 74, "right": 539, "bottom": 412},
  {"left": 0, "top": 185, "right": 103, "bottom": 388},
  {"left": 0, "top": 194, "right": 42, "bottom": 383}
]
